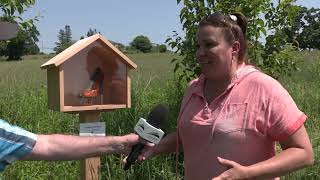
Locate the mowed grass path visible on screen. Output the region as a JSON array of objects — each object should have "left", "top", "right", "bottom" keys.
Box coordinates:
[{"left": 0, "top": 51, "right": 319, "bottom": 179}]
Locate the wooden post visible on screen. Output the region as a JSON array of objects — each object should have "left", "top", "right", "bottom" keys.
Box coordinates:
[{"left": 79, "top": 111, "right": 101, "bottom": 180}]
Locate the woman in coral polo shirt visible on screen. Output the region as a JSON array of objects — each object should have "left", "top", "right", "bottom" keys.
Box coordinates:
[{"left": 135, "top": 12, "right": 314, "bottom": 180}]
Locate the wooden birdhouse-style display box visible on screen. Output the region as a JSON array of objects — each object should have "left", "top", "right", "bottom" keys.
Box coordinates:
[{"left": 41, "top": 34, "right": 137, "bottom": 112}]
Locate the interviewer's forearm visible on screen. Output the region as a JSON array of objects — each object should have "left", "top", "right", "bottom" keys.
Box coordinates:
[{"left": 23, "top": 134, "right": 134, "bottom": 160}]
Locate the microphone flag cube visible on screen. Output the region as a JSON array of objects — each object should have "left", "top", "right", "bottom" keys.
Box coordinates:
[{"left": 134, "top": 118, "right": 164, "bottom": 144}]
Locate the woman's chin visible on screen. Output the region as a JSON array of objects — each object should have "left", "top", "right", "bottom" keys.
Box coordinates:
[
  {"left": 201, "top": 70, "right": 222, "bottom": 80},
  {"left": 202, "top": 72, "right": 215, "bottom": 79}
]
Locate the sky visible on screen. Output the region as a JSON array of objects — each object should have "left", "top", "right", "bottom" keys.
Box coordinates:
[{"left": 21, "top": 0, "right": 320, "bottom": 53}]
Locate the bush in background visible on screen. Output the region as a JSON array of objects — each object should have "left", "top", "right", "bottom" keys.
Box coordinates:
[{"left": 130, "top": 35, "right": 152, "bottom": 53}]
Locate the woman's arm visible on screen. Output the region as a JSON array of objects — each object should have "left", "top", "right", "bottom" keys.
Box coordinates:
[
  {"left": 213, "top": 125, "right": 314, "bottom": 180},
  {"left": 248, "top": 125, "right": 314, "bottom": 178},
  {"left": 23, "top": 133, "right": 139, "bottom": 161}
]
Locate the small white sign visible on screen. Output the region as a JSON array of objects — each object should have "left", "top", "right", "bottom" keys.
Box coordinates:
[{"left": 79, "top": 122, "right": 106, "bottom": 136}]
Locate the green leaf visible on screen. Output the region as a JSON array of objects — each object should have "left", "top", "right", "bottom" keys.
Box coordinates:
[
  {"left": 261, "top": 27, "right": 267, "bottom": 36},
  {"left": 165, "top": 38, "right": 172, "bottom": 43},
  {"left": 10, "top": 5, "right": 14, "bottom": 15},
  {"left": 257, "top": 18, "right": 265, "bottom": 28}
]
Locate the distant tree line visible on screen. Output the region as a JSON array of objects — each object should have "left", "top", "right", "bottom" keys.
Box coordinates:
[{"left": 53, "top": 26, "right": 168, "bottom": 55}]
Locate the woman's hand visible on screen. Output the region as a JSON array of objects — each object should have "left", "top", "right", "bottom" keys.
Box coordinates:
[
  {"left": 137, "top": 141, "right": 157, "bottom": 161},
  {"left": 213, "top": 126, "right": 314, "bottom": 180},
  {"left": 212, "top": 157, "right": 250, "bottom": 180},
  {"left": 122, "top": 138, "right": 156, "bottom": 164},
  {"left": 122, "top": 132, "right": 178, "bottom": 165}
]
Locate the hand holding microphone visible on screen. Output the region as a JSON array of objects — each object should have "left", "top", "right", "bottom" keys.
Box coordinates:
[{"left": 124, "top": 104, "right": 169, "bottom": 170}]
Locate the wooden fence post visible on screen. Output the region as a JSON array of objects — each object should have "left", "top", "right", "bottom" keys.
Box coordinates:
[{"left": 79, "top": 111, "right": 101, "bottom": 180}]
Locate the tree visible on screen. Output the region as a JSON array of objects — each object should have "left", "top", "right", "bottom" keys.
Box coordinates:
[
  {"left": 166, "top": 0, "right": 301, "bottom": 81},
  {"left": 4, "top": 31, "right": 26, "bottom": 60},
  {"left": 130, "top": 35, "right": 152, "bottom": 53},
  {"left": 0, "top": 0, "right": 40, "bottom": 60},
  {"left": 295, "top": 7, "right": 320, "bottom": 50},
  {"left": 64, "top": 25, "right": 72, "bottom": 43},
  {"left": 0, "top": 0, "right": 36, "bottom": 23},
  {"left": 22, "top": 23, "right": 40, "bottom": 55},
  {"left": 86, "top": 28, "right": 100, "bottom": 37},
  {"left": 54, "top": 25, "right": 73, "bottom": 54},
  {"left": 24, "top": 36, "right": 40, "bottom": 55},
  {"left": 2, "top": 28, "right": 40, "bottom": 60},
  {"left": 159, "top": 44, "right": 167, "bottom": 53}
]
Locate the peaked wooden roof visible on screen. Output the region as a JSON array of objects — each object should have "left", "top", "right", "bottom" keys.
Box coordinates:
[{"left": 41, "top": 34, "right": 137, "bottom": 69}]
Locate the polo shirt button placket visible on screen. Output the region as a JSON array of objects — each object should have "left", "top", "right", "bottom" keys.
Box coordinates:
[{"left": 203, "top": 104, "right": 211, "bottom": 119}]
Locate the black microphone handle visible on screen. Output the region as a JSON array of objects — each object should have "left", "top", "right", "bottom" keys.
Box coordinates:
[{"left": 124, "top": 143, "right": 145, "bottom": 170}]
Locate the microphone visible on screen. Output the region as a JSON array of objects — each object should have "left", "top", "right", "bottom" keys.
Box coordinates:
[{"left": 124, "top": 104, "right": 169, "bottom": 170}]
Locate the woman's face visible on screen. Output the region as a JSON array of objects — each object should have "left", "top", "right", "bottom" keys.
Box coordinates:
[{"left": 196, "top": 25, "right": 237, "bottom": 80}]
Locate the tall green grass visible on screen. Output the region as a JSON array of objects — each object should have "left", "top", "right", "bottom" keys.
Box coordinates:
[
  {"left": 280, "top": 51, "right": 320, "bottom": 180},
  {"left": 0, "top": 52, "right": 319, "bottom": 179},
  {"left": 0, "top": 53, "right": 183, "bottom": 179}
]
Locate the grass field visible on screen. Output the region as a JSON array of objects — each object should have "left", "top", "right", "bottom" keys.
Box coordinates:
[{"left": 0, "top": 52, "right": 319, "bottom": 179}]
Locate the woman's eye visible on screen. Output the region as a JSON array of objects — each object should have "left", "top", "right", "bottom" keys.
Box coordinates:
[{"left": 205, "top": 42, "right": 214, "bottom": 47}]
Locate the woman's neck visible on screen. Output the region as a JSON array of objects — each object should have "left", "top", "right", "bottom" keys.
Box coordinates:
[
  {"left": 204, "top": 77, "right": 230, "bottom": 104},
  {"left": 203, "top": 62, "right": 243, "bottom": 103}
]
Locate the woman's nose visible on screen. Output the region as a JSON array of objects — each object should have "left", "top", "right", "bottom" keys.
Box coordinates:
[{"left": 197, "top": 46, "right": 206, "bottom": 57}]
